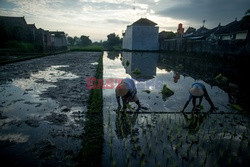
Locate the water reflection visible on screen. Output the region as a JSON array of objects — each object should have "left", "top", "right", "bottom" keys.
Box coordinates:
[
  {"left": 173, "top": 71, "right": 180, "bottom": 83},
  {"left": 102, "top": 51, "right": 249, "bottom": 167},
  {"left": 106, "top": 51, "right": 239, "bottom": 106},
  {"left": 107, "top": 51, "right": 120, "bottom": 60},
  {"left": 158, "top": 53, "right": 241, "bottom": 99},
  {"left": 121, "top": 52, "right": 158, "bottom": 80}
]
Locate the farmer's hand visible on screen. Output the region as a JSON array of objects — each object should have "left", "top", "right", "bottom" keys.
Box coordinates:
[
  {"left": 136, "top": 105, "right": 141, "bottom": 112},
  {"left": 113, "top": 105, "right": 121, "bottom": 112},
  {"left": 117, "top": 105, "right": 121, "bottom": 111}
]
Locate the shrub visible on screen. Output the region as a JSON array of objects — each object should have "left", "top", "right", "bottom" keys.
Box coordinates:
[
  {"left": 132, "top": 68, "right": 141, "bottom": 76},
  {"left": 161, "top": 84, "right": 174, "bottom": 101}
]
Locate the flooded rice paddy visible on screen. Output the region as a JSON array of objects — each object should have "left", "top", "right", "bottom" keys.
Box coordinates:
[
  {"left": 102, "top": 52, "right": 249, "bottom": 166},
  {"left": 0, "top": 51, "right": 249, "bottom": 166},
  {"left": 0, "top": 52, "right": 100, "bottom": 166}
]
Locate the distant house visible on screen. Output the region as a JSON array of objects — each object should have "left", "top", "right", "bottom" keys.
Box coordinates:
[
  {"left": 213, "top": 19, "right": 249, "bottom": 41},
  {"left": 0, "top": 15, "right": 67, "bottom": 52},
  {"left": 27, "top": 24, "right": 37, "bottom": 44},
  {"left": 0, "top": 16, "right": 31, "bottom": 45},
  {"left": 122, "top": 18, "right": 159, "bottom": 51},
  {"left": 49, "top": 31, "right": 67, "bottom": 50},
  {"left": 184, "top": 26, "right": 210, "bottom": 40}
]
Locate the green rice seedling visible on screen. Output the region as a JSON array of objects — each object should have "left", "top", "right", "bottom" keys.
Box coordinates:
[
  {"left": 110, "top": 149, "right": 113, "bottom": 161},
  {"left": 196, "top": 144, "right": 200, "bottom": 157},
  {"left": 112, "top": 159, "right": 116, "bottom": 167},
  {"left": 233, "top": 129, "right": 237, "bottom": 137},
  {"left": 227, "top": 155, "right": 232, "bottom": 166},
  {"left": 179, "top": 137, "right": 184, "bottom": 148},
  {"left": 242, "top": 130, "right": 247, "bottom": 140},
  {"left": 175, "top": 142, "right": 182, "bottom": 155},
  {"left": 219, "top": 149, "right": 224, "bottom": 160},
  {"left": 126, "top": 60, "right": 130, "bottom": 66},
  {"left": 155, "top": 136, "right": 158, "bottom": 145},
  {"left": 203, "top": 150, "right": 208, "bottom": 166},
  {"left": 149, "top": 143, "right": 152, "bottom": 154},
  {"left": 126, "top": 153, "right": 130, "bottom": 163},
  {"left": 132, "top": 68, "right": 141, "bottom": 76},
  {"left": 166, "top": 154, "right": 170, "bottom": 165},
  {"left": 142, "top": 90, "right": 151, "bottom": 94},
  {"left": 161, "top": 84, "right": 174, "bottom": 101},
  {"left": 139, "top": 149, "right": 146, "bottom": 166},
  {"left": 108, "top": 107, "right": 111, "bottom": 127},
  {"left": 170, "top": 135, "right": 175, "bottom": 143},
  {"left": 161, "top": 126, "right": 164, "bottom": 136},
  {"left": 134, "top": 143, "right": 138, "bottom": 151},
  {"left": 157, "top": 161, "right": 161, "bottom": 167},
  {"left": 237, "top": 137, "right": 243, "bottom": 156},
  {"left": 154, "top": 147, "right": 158, "bottom": 157},
  {"left": 171, "top": 159, "right": 176, "bottom": 167},
  {"left": 140, "top": 159, "right": 146, "bottom": 167}
]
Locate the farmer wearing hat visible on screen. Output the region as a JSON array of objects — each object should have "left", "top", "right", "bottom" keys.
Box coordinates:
[
  {"left": 115, "top": 78, "right": 141, "bottom": 111},
  {"left": 181, "top": 82, "right": 218, "bottom": 112}
]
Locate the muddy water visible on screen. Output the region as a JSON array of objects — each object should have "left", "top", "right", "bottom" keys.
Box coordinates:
[
  {"left": 0, "top": 52, "right": 101, "bottom": 166},
  {"left": 102, "top": 52, "right": 249, "bottom": 166}
]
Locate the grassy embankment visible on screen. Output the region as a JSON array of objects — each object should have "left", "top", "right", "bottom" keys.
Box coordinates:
[
  {"left": 0, "top": 45, "right": 104, "bottom": 65},
  {"left": 0, "top": 50, "right": 69, "bottom": 65},
  {"left": 69, "top": 45, "right": 104, "bottom": 52},
  {"left": 78, "top": 54, "right": 103, "bottom": 167}
]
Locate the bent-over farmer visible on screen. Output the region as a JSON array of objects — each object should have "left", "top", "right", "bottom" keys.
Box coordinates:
[
  {"left": 181, "top": 82, "right": 218, "bottom": 112},
  {"left": 115, "top": 78, "right": 141, "bottom": 111}
]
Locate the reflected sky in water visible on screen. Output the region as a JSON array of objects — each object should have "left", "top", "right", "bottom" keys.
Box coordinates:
[
  {"left": 0, "top": 65, "right": 79, "bottom": 119},
  {"left": 102, "top": 51, "right": 243, "bottom": 167},
  {"left": 103, "top": 51, "right": 230, "bottom": 112}
]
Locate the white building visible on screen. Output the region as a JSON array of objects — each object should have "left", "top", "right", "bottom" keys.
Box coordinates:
[
  {"left": 50, "top": 31, "right": 67, "bottom": 48},
  {"left": 122, "top": 18, "right": 159, "bottom": 51}
]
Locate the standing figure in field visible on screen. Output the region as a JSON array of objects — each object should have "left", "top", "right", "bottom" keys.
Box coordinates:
[
  {"left": 173, "top": 71, "right": 180, "bottom": 83},
  {"left": 115, "top": 78, "right": 141, "bottom": 111},
  {"left": 181, "top": 82, "right": 218, "bottom": 112}
]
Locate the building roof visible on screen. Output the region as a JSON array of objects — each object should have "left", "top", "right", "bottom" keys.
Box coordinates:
[
  {"left": 214, "top": 16, "right": 250, "bottom": 35},
  {"left": 50, "top": 31, "right": 65, "bottom": 35},
  {"left": 132, "top": 18, "right": 157, "bottom": 26},
  {"left": 184, "top": 26, "right": 210, "bottom": 39},
  {"left": 27, "top": 24, "right": 36, "bottom": 29},
  {"left": 0, "top": 15, "right": 27, "bottom": 26}
]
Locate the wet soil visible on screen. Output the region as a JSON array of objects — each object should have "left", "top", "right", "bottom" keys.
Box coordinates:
[{"left": 0, "top": 52, "right": 101, "bottom": 166}]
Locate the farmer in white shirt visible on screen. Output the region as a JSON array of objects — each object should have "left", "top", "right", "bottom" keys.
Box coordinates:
[{"left": 115, "top": 78, "right": 141, "bottom": 111}]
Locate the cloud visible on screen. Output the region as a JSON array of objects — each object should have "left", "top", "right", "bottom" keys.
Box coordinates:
[
  {"left": 157, "top": 0, "right": 250, "bottom": 27},
  {"left": 0, "top": 0, "right": 17, "bottom": 9},
  {"left": 1, "top": 0, "right": 248, "bottom": 40},
  {"left": 106, "top": 19, "right": 130, "bottom": 25}
]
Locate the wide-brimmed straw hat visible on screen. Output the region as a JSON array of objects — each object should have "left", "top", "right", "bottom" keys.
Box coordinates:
[
  {"left": 189, "top": 87, "right": 204, "bottom": 96},
  {"left": 115, "top": 82, "right": 129, "bottom": 97}
]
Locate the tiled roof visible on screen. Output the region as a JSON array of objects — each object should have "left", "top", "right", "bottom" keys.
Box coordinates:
[
  {"left": 132, "top": 18, "right": 157, "bottom": 26},
  {"left": 0, "top": 16, "right": 27, "bottom": 26}
]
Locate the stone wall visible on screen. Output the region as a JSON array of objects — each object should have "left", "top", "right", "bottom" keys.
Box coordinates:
[{"left": 160, "top": 37, "right": 250, "bottom": 55}]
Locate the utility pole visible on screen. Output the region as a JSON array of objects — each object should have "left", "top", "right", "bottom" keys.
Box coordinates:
[{"left": 203, "top": 20, "right": 206, "bottom": 27}]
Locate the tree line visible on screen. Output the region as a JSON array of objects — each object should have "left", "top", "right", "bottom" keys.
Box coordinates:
[{"left": 67, "top": 33, "right": 122, "bottom": 50}]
